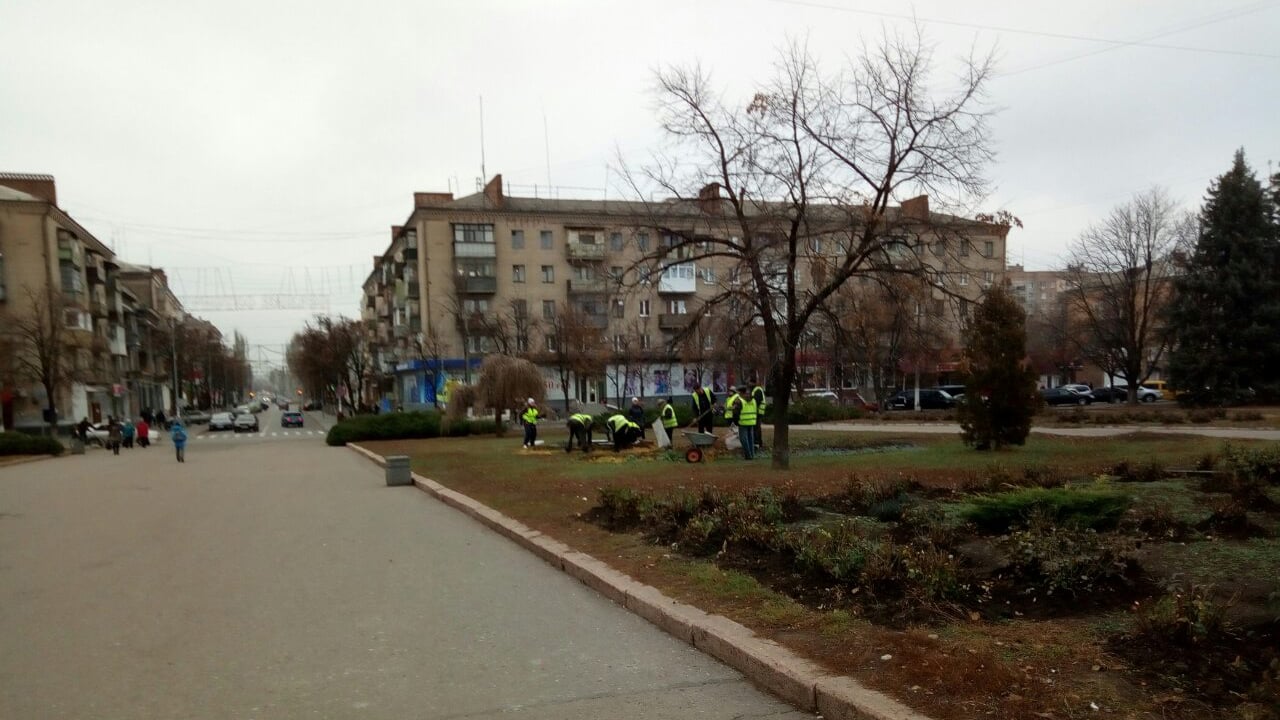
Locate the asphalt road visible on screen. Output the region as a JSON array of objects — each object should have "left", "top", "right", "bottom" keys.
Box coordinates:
[{"left": 0, "top": 413, "right": 810, "bottom": 719}]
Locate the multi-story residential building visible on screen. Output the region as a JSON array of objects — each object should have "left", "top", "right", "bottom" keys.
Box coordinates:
[
  {"left": 117, "top": 263, "right": 188, "bottom": 414},
  {"left": 363, "top": 175, "right": 1009, "bottom": 409}
]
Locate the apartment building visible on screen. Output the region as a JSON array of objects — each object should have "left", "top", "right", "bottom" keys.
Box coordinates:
[
  {"left": 363, "top": 175, "right": 1008, "bottom": 409},
  {"left": 0, "top": 174, "right": 192, "bottom": 430}
]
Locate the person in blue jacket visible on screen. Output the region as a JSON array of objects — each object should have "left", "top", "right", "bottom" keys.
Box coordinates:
[{"left": 170, "top": 421, "right": 188, "bottom": 463}]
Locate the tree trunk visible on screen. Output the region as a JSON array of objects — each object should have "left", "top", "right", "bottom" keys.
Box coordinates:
[{"left": 770, "top": 357, "right": 796, "bottom": 470}]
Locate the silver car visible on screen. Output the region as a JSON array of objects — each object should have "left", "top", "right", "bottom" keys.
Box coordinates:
[{"left": 209, "top": 412, "right": 235, "bottom": 431}]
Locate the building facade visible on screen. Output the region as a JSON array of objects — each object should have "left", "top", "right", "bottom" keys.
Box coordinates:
[{"left": 362, "top": 175, "right": 1009, "bottom": 409}]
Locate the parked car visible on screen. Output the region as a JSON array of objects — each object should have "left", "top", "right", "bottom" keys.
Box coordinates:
[
  {"left": 882, "top": 389, "right": 956, "bottom": 410},
  {"left": 208, "top": 412, "right": 235, "bottom": 431},
  {"left": 934, "top": 384, "right": 966, "bottom": 399},
  {"left": 801, "top": 389, "right": 878, "bottom": 412},
  {"left": 281, "top": 411, "right": 304, "bottom": 428},
  {"left": 1090, "top": 386, "right": 1127, "bottom": 403},
  {"left": 83, "top": 423, "right": 112, "bottom": 446},
  {"left": 1041, "top": 386, "right": 1091, "bottom": 406},
  {"left": 233, "top": 405, "right": 252, "bottom": 416},
  {"left": 182, "top": 409, "right": 212, "bottom": 425},
  {"left": 233, "top": 413, "right": 260, "bottom": 433},
  {"left": 1141, "top": 380, "right": 1178, "bottom": 400},
  {"left": 1060, "top": 384, "right": 1096, "bottom": 401},
  {"left": 1113, "top": 384, "right": 1162, "bottom": 403}
]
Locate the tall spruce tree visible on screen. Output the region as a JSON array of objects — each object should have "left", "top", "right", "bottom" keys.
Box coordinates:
[
  {"left": 958, "top": 283, "right": 1040, "bottom": 450},
  {"left": 1167, "top": 150, "right": 1280, "bottom": 403}
]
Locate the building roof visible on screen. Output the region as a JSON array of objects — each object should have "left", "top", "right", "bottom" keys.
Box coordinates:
[
  {"left": 0, "top": 172, "right": 55, "bottom": 182},
  {"left": 0, "top": 185, "right": 40, "bottom": 201}
]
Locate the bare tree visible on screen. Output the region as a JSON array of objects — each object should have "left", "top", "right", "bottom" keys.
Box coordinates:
[
  {"left": 1064, "top": 188, "right": 1188, "bottom": 403},
  {"left": 542, "top": 302, "right": 606, "bottom": 408},
  {"left": 413, "top": 325, "right": 448, "bottom": 408},
  {"left": 10, "top": 287, "right": 78, "bottom": 433},
  {"left": 619, "top": 31, "right": 999, "bottom": 469},
  {"left": 448, "top": 354, "right": 546, "bottom": 432}
]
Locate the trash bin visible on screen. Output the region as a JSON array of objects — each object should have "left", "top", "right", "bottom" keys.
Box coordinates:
[{"left": 385, "top": 455, "right": 412, "bottom": 486}]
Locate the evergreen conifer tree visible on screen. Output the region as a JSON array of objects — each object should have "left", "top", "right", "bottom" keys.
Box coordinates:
[
  {"left": 958, "top": 283, "right": 1040, "bottom": 450},
  {"left": 1167, "top": 150, "right": 1280, "bottom": 403}
]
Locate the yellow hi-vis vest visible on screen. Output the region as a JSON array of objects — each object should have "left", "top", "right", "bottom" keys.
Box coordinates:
[
  {"left": 607, "top": 414, "right": 634, "bottom": 434},
  {"left": 660, "top": 404, "right": 677, "bottom": 429},
  {"left": 737, "top": 397, "right": 758, "bottom": 427},
  {"left": 569, "top": 413, "right": 593, "bottom": 427},
  {"left": 522, "top": 407, "right": 539, "bottom": 425},
  {"left": 723, "top": 393, "right": 740, "bottom": 419}
]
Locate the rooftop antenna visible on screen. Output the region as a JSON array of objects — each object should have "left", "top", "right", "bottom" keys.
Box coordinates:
[
  {"left": 479, "top": 95, "right": 487, "bottom": 183},
  {"left": 543, "top": 109, "right": 552, "bottom": 191}
]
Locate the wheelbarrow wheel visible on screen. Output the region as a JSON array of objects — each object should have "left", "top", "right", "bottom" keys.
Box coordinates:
[{"left": 685, "top": 447, "right": 704, "bottom": 463}]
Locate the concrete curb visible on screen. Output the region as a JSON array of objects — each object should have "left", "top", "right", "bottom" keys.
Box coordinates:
[{"left": 347, "top": 442, "right": 933, "bottom": 720}]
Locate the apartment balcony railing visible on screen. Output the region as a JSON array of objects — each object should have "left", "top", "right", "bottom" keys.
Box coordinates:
[
  {"left": 583, "top": 314, "right": 609, "bottom": 329},
  {"left": 567, "top": 278, "right": 607, "bottom": 295},
  {"left": 460, "top": 276, "right": 497, "bottom": 294},
  {"left": 658, "top": 313, "right": 692, "bottom": 330},
  {"left": 658, "top": 263, "right": 697, "bottom": 294},
  {"left": 453, "top": 241, "right": 497, "bottom": 259},
  {"left": 566, "top": 242, "right": 605, "bottom": 261}
]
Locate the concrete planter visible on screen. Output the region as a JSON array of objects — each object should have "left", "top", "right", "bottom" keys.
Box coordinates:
[{"left": 385, "top": 455, "right": 412, "bottom": 486}]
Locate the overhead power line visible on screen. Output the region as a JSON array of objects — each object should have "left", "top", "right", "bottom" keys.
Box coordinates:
[{"left": 765, "top": 0, "right": 1280, "bottom": 61}]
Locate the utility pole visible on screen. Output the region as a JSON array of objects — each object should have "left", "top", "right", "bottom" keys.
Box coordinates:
[{"left": 170, "top": 319, "right": 180, "bottom": 419}]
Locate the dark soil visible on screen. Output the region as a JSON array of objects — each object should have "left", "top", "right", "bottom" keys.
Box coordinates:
[{"left": 1109, "top": 620, "right": 1280, "bottom": 717}]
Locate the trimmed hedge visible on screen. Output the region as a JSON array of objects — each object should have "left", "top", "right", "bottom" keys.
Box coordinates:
[
  {"left": 0, "top": 431, "right": 65, "bottom": 456},
  {"left": 325, "top": 412, "right": 442, "bottom": 446},
  {"left": 961, "top": 485, "right": 1131, "bottom": 534}
]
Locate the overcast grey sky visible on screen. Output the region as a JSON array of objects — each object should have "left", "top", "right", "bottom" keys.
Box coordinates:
[{"left": 3, "top": 0, "right": 1277, "bottom": 362}]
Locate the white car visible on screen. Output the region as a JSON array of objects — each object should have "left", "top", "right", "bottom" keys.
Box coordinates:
[
  {"left": 233, "top": 413, "right": 260, "bottom": 433},
  {"left": 1114, "top": 384, "right": 1163, "bottom": 403},
  {"left": 209, "top": 412, "right": 235, "bottom": 431}
]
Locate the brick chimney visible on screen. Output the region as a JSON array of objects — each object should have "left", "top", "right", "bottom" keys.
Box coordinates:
[
  {"left": 483, "top": 174, "right": 504, "bottom": 209},
  {"left": 697, "top": 183, "right": 722, "bottom": 215},
  {"left": 900, "top": 195, "right": 930, "bottom": 221},
  {"left": 391, "top": 225, "right": 403, "bottom": 239},
  {"left": 414, "top": 192, "right": 453, "bottom": 207},
  {"left": 0, "top": 173, "right": 57, "bottom": 205}
]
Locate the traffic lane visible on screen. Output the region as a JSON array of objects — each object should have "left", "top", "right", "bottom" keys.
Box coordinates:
[{"left": 0, "top": 439, "right": 810, "bottom": 719}]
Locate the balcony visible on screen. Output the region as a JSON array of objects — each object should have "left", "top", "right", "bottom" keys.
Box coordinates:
[
  {"left": 659, "top": 313, "right": 692, "bottom": 330},
  {"left": 406, "top": 280, "right": 420, "bottom": 297},
  {"left": 568, "top": 278, "right": 607, "bottom": 295},
  {"left": 583, "top": 314, "right": 609, "bottom": 330},
  {"left": 453, "top": 241, "right": 497, "bottom": 259},
  {"left": 460, "top": 276, "right": 497, "bottom": 294},
  {"left": 566, "top": 242, "right": 605, "bottom": 261},
  {"left": 85, "top": 253, "right": 106, "bottom": 283},
  {"left": 658, "top": 263, "right": 697, "bottom": 294},
  {"left": 393, "top": 324, "right": 408, "bottom": 338},
  {"left": 57, "top": 242, "right": 82, "bottom": 266},
  {"left": 90, "top": 287, "right": 108, "bottom": 317}
]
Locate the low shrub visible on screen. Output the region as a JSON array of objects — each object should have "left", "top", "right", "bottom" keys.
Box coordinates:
[
  {"left": 1230, "top": 410, "right": 1265, "bottom": 422},
  {"left": 324, "top": 411, "right": 442, "bottom": 446},
  {"left": 962, "top": 485, "right": 1131, "bottom": 534},
  {"left": 1187, "top": 409, "right": 1216, "bottom": 424},
  {"left": 1125, "top": 501, "right": 1191, "bottom": 541},
  {"left": 774, "top": 397, "right": 867, "bottom": 425},
  {"left": 826, "top": 476, "right": 921, "bottom": 514},
  {"left": 999, "top": 517, "right": 1135, "bottom": 598},
  {"left": 1133, "top": 582, "right": 1230, "bottom": 647},
  {"left": 595, "top": 486, "right": 651, "bottom": 530},
  {"left": 1221, "top": 443, "right": 1280, "bottom": 485},
  {"left": 1110, "top": 460, "right": 1166, "bottom": 483},
  {"left": 0, "top": 431, "right": 64, "bottom": 456}
]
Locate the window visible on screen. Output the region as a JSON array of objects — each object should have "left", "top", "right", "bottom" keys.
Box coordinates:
[
  {"left": 453, "top": 223, "right": 495, "bottom": 244},
  {"left": 511, "top": 229, "right": 525, "bottom": 249},
  {"left": 957, "top": 274, "right": 969, "bottom": 286},
  {"left": 636, "top": 232, "right": 650, "bottom": 252},
  {"left": 466, "top": 335, "right": 491, "bottom": 354},
  {"left": 638, "top": 299, "right": 651, "bottom": 317},
  {"left": 639, "top": 265, "right": 653, "bottom": 285},
  {"left": 515, "top": 335, "right": 529, "bottom": 353},
  {"left": 612, "top": 335, "right": 625, "bottom": 351},
  {"left": 959, "top": 240, "right": 970, "bottom": 257},
  {"left": 959, "top": 299, "right": 970, "bottom": 320},
  {"left": 984, "top": 240, "right": 995, "bottom": 258},
  {"left": 667, "top": 299, "right": 686, "bottom": 314},
  {"left": 983, "top": 270, "right": 994, "bottom": 286},
  {"left": 457, "top": 260, "right": 494, "bottom": 278},
  {"left": 639, "top": 334, "right": 651, "bottom": 350},
  {"left": 512, "top": 264, "right": 526, "bottom": 283},
  {"left": 540, "top": 230, "right": 553, "bottom": 249},
  {"left": 63, "top": 309, "right": 91, "bottom": 331},
  {"left": 609, "top": 232, "right": 623, "bottom": 251},
  {"left": 809, "top": 238, "right": 823, "bottom": 254},
  {"left": 702, "top": 334, "right": 714, "bottom": 351},
  {"left": 609, "top": 265, "right": 622, "bottom": 281},
  {"left": 933, "top": 299, "right": 945, "bottom": 316},
  {"left": 541, "top": 265, "right": 555, "bottom": 283},
  {"left": 577, "top": 232, "right": 596, "bottom": 244},
  {"left": 60, "top": 263, "right": 83, "bottom": 294},
  {"left": 463, "top": 298, "right": 489, "bottom": 314},
  {"left": 701, "top": 267, "right": 716, "bottom": 284},
  {"left": 612, "top": 299, "right": 625, "bottom": 319},
  {"left": 545, "top": 335, "right": 558, "bottom": 352},
  {"left": 512, "top": 299, "right": 528, "bottom": 319},
  {"left": 573, "top": 265, "right": 595, "bottom": 281},
  {"left": 542, "top": 300, "right": 556, "bottom": 319},
  {"left": 933, "top": 239, "right": 945, "bottom": 256}
]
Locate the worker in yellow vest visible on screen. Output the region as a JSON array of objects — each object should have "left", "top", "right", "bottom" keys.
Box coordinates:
[
  {"left": 606, "top": 413, "right": 642, "bottom": 452},
  {"left": 722, "top": 387, "right": 741, "bottom": 423},
  {"left": 691, "top": 386, "right": 716, "bottom": 433},
  {"left": 658, "top": 398, "right": 677, "bottom": 442},
  {"left": 521, "top": 398, "right": 543, "bottom": 449},
  {"left": 566, "top": 410, "right": 594, "bottom": 453},
  {"left": 751, "top": 381, "right": 767, "bottom": 450},
  {"left": 731, "top": 384, "right": 758, "bottom": 459}
]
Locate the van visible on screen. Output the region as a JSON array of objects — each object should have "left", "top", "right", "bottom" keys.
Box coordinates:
[{"left": 1141, "top": 380, "right": 1178, "bottom": 400}]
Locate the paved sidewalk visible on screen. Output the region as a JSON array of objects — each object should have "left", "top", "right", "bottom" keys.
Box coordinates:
[{"left": 0, "top": 439, "right": 810, "bottom": 719}]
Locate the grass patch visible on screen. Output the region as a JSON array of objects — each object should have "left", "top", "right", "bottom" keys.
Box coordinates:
[{"left": 957, "top": 484, "right": 1131, "bottom": 534}]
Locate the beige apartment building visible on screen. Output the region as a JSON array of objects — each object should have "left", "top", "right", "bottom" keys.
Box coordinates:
[
  {"left": 363, "top": 175, "right": 1008, "bottom": 409},
  {"left": 0, "top": 173, "right": 189, "bottom": 430}
]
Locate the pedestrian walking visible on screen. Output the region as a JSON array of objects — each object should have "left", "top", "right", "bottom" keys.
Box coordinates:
[
  {"left": 76, "top": 417, "right": 90, "bottom": 444},
  {"left": 691, "top": 386, "right": 715, "bottom": 433},
  {"left": 521, "top": 398, "right": 543, "bottom": 448},
  {"left": 627, "top": 397, "right": 646, "bottom": 439},
  {"left": 106, "top": 417, "right": 122, "bottom": 456},
  {"left": 731, "top": 384, "right": 758, "bottom": 460},
  {"left": 136, "top": 417, "right": 151, "bottom": 448},
  {"left": 121, "top": 418, "right": 135, "bottom": 449},
  {"left": 565, "top": 410, "right": 594, "bottom": 453},
  {"left": 170, "top": 421, "right": 187, "bottom": 463},
  {"left": 155, "top": 409, "right": 167, "bottom": 430}
]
